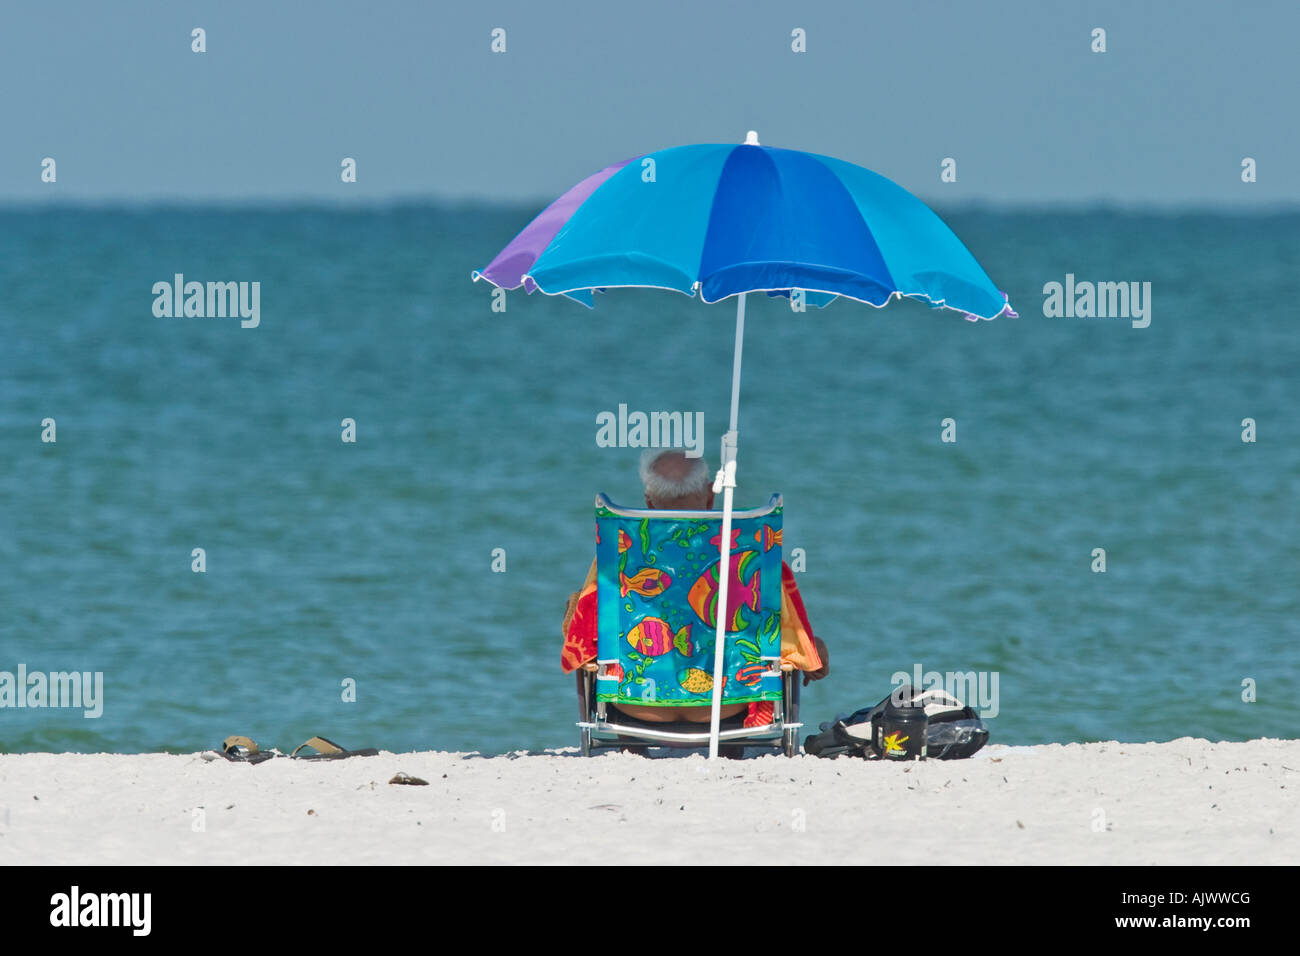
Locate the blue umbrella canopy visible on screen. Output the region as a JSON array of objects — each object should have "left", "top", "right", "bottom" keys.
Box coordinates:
[{"left": 474, "top": 134, "right": 1013, "bottom": 319}]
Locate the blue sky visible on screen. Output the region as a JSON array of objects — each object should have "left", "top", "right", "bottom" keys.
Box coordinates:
[{"left": 2, "top": 0, "right": 1294, "bottom": 205}]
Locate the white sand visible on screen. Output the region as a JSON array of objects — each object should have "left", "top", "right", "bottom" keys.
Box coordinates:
[{"left": 1, "top": 738, "right": 1296, "bottom": 865}]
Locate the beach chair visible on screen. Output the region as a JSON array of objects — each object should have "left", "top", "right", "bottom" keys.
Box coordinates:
[{"left": 577, "top": 493, "right": 801, "bottom": 757}]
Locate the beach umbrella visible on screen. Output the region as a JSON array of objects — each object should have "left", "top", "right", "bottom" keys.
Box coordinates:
[{"left": 472, "top": 131, "right": 1015, "bottom": 758}]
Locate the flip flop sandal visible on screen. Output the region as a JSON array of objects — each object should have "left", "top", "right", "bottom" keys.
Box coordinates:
[
  {"left": 289, "top": 736, "right": 379, "bottom": 760},
  {"left": 219, "top": 735, "right": 280, "bottom": 765}
]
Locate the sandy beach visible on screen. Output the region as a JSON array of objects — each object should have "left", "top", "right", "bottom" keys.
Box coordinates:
[{"left": 1, "top": 738, "right": 1296, "bottom": 865}]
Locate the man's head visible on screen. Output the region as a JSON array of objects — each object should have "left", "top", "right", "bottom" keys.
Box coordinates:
[{"left": 640, "top": 449, "right": 715, "bottom": 510}]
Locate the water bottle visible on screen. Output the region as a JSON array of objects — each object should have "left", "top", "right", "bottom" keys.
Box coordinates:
[{"left": 872, "top": 692, "right": 928, "bottom": 760}]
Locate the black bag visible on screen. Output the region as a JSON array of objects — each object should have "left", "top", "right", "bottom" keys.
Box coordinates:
[{"left": 804, "top": 685, "right": 989, "bottom": 760}]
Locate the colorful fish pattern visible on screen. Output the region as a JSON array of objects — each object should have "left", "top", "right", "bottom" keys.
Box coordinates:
[
  {"left": 687, "top": 532, "right": 761, "bottom": 632},
  {"left": 626, "top": 617, "right": 694, "bottom": 657},
  {"left": 597, "top": 512, "right": 783, "bottom": 705},
  {"left": 620, "top": 566, "right": 672, "bottom": 598},
  {"left": 678, "top": 667, "right": 726, "bottom": 694}
]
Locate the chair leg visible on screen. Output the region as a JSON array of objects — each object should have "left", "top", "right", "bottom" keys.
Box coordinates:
[
  {"left": 577, "top": 671, "right": 594, "bottom": 757},
  {"left": 576, "top": 670, "right": 590, "bottom": 720},
  {"left": 782, "top": 672, "right": 801, "bottom": 757}
]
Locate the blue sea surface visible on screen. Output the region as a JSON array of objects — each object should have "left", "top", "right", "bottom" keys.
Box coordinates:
[{"left": 1, "top": 204, "right": 1297, "bottom": 754}]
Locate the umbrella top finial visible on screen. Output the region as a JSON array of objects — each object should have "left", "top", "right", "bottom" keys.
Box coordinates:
[{"left": 744, "top": 130, "right": 760, "bottom": 146}]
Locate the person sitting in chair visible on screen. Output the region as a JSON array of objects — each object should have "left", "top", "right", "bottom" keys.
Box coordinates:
[{"left": 561, "top": 448, "right": 828, "bottom": 724}]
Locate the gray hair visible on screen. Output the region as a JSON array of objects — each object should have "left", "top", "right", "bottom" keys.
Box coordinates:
[{"left": 639, "top": 448, "right": 712, "bottom": 503}]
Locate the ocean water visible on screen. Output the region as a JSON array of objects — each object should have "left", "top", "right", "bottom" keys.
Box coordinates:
[{"left": 2, "top": 204, "right": 1297, "bottom": 755}]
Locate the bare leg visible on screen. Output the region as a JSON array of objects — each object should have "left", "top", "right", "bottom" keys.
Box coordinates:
[{"left": 612, "top": 702, "right": 746, "bottom": 723}]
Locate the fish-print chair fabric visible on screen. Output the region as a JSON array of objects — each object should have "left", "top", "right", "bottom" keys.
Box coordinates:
[{"left": 594, "top": 493, "right": 784, "bottom": 708}]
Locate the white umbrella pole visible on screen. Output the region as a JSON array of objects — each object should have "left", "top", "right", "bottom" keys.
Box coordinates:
[{"left": 708, "top": 292, "right": 746, "bottom": 759}]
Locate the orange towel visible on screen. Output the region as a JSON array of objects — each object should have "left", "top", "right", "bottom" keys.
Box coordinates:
[{"left": 560, "top": 559, "right": 600, "bottom": 674}]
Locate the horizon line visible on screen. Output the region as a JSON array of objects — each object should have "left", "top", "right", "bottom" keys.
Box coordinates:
[{"left": 1, "top": 196, "right": 1296, "bottom": 215}]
